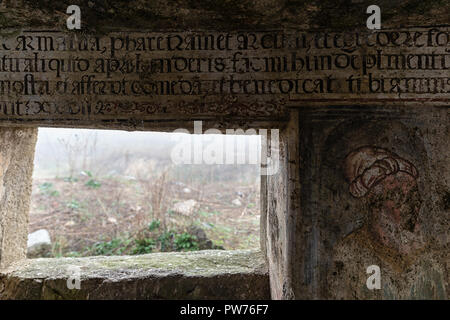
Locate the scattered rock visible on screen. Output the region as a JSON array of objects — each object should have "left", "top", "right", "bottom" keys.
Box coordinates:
[
  {"left": 107, "top": 217, "right": 118, "bottom": 224},
  {"left": 27, "top": 229, "right": 52, "bottom": 258},
  {"left": 65, "top": 220, "right": 76, "bottom": 227},
  {"left": 236, "top": 191, "right": 245, "bottom": 198},
  {"left": 79, "top": 170, "right": 90, "bottom": 177},
  {"left": 131, "top": 205, "right": 142, "bottom": 212},
  {"left": 187, "top": 226, "right": 224, "bottom": 250},
  {"left": 232, "top": 198, "right": 242, "bottom": 206},
  {"left": 188, "top": 226, "right": 208, "bottom": 243},
  {"left": 183, "top": 187, "right": 191, "bottom": 194},
  {"left": 201, "top": 222, "right": 214, "bottom": 229},
  {"left": 172, "top": 199, "right": 198, "bottom": 216}
]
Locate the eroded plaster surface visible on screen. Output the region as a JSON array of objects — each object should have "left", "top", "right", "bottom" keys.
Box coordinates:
[
  {"left": 0, "top": 0, "right": 448, "bottom": 300},
  {"left": 295, "top": 106, "right": 449, "bottom": 299}
]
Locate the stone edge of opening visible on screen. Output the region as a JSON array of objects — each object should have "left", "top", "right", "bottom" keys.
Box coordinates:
[{"left": 0, "top": 249, "right": 270, "bottom": 300}]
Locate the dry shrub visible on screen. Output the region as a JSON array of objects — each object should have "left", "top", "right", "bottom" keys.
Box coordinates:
[
  {"left": 149, "top": 169, "right": 169, "bottom": 229},
  {"left": 124, "top": 158, "right": 157, "bottom": 179},
  {"left": 131, "top": 159, "right": 172, "bottom": 231}
]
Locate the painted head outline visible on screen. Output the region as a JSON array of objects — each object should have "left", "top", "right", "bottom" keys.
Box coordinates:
[{"left": 343, "top": 146, "right": 423, "bottom": 255}]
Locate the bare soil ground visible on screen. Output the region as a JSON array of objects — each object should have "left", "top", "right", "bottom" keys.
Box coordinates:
[{"left": 29, "top": 174, "right": 260, "bottom": 257}]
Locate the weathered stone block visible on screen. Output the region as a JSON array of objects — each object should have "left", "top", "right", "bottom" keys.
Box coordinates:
[
  {"left": 0, "top": 249, "right": 269, "bottom": 300},
  {"left": 277, "top": 106, "right": 448, "bottom": 299},
  {"left": 0, "top": 127, "right": 37, "bottom": 269}
]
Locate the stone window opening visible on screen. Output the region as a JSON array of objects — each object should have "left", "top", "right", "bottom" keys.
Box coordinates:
[{"left": 0, "top": 126, "right": 273, "bottom": 299}]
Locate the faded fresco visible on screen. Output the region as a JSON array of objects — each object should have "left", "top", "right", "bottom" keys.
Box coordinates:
[{"left": 322, "top": 119, "right": 448, "bottom": 299}]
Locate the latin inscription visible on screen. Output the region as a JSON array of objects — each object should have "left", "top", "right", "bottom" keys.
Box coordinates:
[{"left": 0, "top": 28, "right": 449, "bottom": 122}]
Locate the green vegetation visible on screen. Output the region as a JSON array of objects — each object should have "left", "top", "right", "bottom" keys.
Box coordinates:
[
  {"left": 148, "top": 219, "right": 161, "bottom": 232},
  {"left": 63, "top": 177, "right": 78, "bottom": 183},
  {"left": 91, "top": 238, "right": 131, "bottom": 256},
  {"left": 67, "top": 199, "right": 82, "bottom": 210},
  {"left": 198, "top": 210, "right": 221, "bottom": 217},
  {"left": 83, "top": 229, "right": 200, "bottom": 256},
  {"left": 85, "top": 179, "right": 102, "bottom": 189},
  {"left": 52, "top": 220, "right": 206, "bottom": 257},
  {"left": 83, "top": 171, "right": 102, "bottom": 188},
  {"left": 174, "top": 233, "right": 199, "bottom": 251},
  {"left": 158, "top": 231, "right": 176, "bottom": 252},
  {"left": 39, "top": 182, "right": 59, "bottom": 197},
  {"left": 132, "top": 238, "right": 156, "bottom": 254}
]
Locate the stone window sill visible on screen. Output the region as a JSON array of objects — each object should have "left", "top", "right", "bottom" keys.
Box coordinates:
[{"left": 0, "top": 249, "right": 269, "bottom": 300}]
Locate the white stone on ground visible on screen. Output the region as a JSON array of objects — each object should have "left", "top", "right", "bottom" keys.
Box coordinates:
[
  {"left": 172, "top": 199, "right": 198, "bottom": 216},
  {"left": 27, "top": 229, "right": 52, "bottom": 258},
  {"left": 232, "top": 198, "right": 242, "bottom": 206}
]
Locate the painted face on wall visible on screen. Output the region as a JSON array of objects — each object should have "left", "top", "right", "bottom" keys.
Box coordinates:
[
  {"left": 344, "top": 146, "right": 423, "bottom": 255},
  {"left": 368, "top": 171, "right": 421, "bottom": 232}
]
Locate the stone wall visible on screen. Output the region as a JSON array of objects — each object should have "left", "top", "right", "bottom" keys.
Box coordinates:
[
  {"left": 264, "top": 106, "right": 449, "bottom": 300},
  {"left": 0, "top": 128, "right": 37, "bottom": 269},
  {"left": 295, "top": 106, "right": 448, "bottom": 299},
  {"left": 0, "top": 0, "right": 448, "bottom": 299},
  {"left": 0, "top": 1, "right": 448, "bottom": 131}
]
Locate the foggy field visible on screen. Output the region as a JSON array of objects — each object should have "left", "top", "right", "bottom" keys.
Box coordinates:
[{"left": 29, "top": 128, "right": 261, "bottom": 257}]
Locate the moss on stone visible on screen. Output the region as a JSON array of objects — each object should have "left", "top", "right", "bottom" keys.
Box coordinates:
[
  {"left": 0, "top": 250, "right": 269, "bottom": 299},
  {"left": 3, "top": 249, "right": 266, "bottom": 279}
]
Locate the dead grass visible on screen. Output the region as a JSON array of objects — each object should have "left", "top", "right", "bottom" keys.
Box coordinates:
[{"left": 29, "top": 172, "right": 260, "bottom": 257}]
